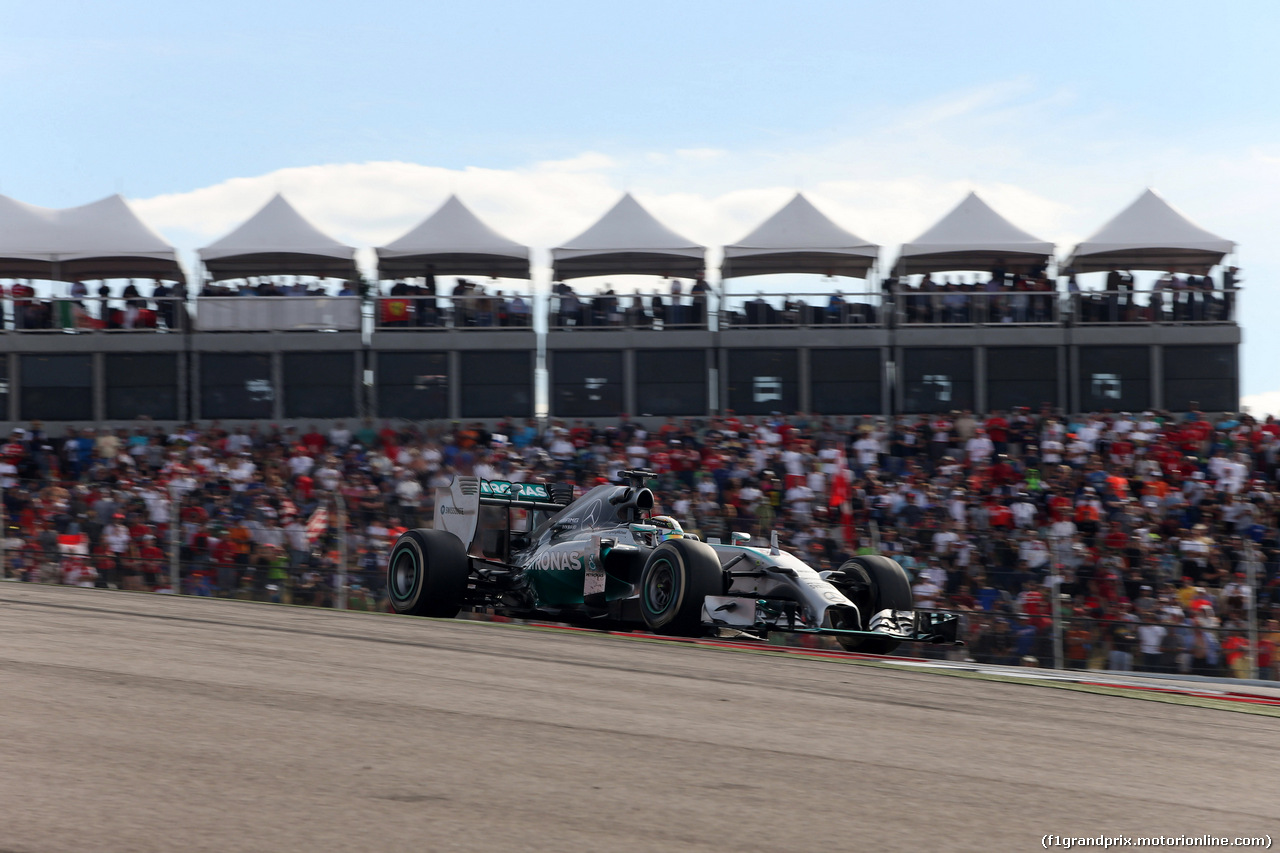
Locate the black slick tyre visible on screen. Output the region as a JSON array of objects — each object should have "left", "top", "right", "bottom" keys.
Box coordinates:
[
  {"left": 832, "top": 555, "right": 913, "bottom": 655},
  {"left": 386, "top": 529, "right": 470, "bottom": 618},
  {"left": 639, "top": 539, "right": 721, "bottom": 637}
]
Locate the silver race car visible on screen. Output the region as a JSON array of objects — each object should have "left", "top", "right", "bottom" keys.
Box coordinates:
[{"left": 387, "top": 471, "right": 959, "bottom": 654}]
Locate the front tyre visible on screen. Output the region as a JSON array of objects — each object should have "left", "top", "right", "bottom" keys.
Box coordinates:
[
  {"left": 387, "top": 529, "right": 470, "bottom": 618},
  {"left": 639, "top": 539, "right": 722, "bottom": 637},
  {"left": 832, "top": 555, "right": 913, "bottom": 655}
]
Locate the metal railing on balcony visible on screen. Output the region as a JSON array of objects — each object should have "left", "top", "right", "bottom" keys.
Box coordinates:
[
  {"left": 892, "top": 288, "right": 1238, "bottom": 327},
  {"left": 2, "top": 295, "right": 189, "bottom": 333},
  {"left": 196, "top": 295, "right": 361, "bottom": 332},
  {"left": 3, "top": 286, "right": 1236, "bottom": 337},
  {"left": 894, "top": 288, "right": 1060, "bottom": 326},
  {"left": 720, "top": 291, "right": 885, "bottom": 329},
  {"left": 375, "top": 294, "right": 534, "bottom": 330},
  {"left": 1067, "top": 289, "right": 1236, "bottom": 324},
  {"left": 548, "top": 292, "right": 712, "bottom": 330}
]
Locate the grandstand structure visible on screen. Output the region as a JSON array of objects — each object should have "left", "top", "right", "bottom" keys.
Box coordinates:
[{"left": 0, "top": 188, "right": 1240, "bottom": 428}]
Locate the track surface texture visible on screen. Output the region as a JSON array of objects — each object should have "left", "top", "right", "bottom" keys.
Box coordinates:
[{"left": 2, "top": 584, "right": 1276, "bottom": 853}]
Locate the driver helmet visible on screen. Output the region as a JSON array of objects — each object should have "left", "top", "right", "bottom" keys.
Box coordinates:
[{"left": 650, "top": 515, "right": 685, "bottom": 541}]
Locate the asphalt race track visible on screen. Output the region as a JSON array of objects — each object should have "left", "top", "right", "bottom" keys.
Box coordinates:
[{"left": 2, "top": 584, "right": 1277, "bottom": 853}]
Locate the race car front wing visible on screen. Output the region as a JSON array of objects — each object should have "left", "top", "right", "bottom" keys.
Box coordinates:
[
  {"left": 801, "top": 610, "right": 963, "bottom": 646},
  {"left": 705, "top": 598, "right": 962, "bottom": 646}
]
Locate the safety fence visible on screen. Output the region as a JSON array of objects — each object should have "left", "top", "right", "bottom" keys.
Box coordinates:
[
  {"left": 2, "top": 473, "right": 1270, "bottom": 678},
  {"left": 6, "top": 538, "right": 1274, "bottom": 681},
  {"left": 1, "top": 479, "right": 367, "bottom": 609},
  {"left": 902, "top": 608, "right": 1277, "bottom": 681}
]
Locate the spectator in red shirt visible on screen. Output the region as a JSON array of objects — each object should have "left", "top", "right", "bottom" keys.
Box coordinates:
[
  {"left": 301, "top": 426, "right": 327, "bottom": 456},
  {"left": 985, "top": 411, "right": 1009, "bottom": 455},
  {"left": 138, "top": 536, "right": 166, "bottom": 588},
  {"left": 988, "top": 499, "right": 1013, "bottom": 529}
]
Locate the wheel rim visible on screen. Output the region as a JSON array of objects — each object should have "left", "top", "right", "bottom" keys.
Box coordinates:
[
  {"left": 645, "top": 558, "right": 676, "bottom": 614},
  {"left": 390, "top": 547, "right": 419, "bottom": 601}
]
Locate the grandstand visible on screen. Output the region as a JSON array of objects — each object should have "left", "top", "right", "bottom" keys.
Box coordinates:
[{"left": 0, "top": 187, "right": 1241, "bottom": 428}]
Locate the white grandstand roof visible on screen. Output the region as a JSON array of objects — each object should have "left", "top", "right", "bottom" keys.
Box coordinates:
[
  {"left": 0, "top": 193, "right": 184, "bottom": 281},
  {"left": 895, "top": 191, "right": 1053, "bottom": 275},
  {"left": 551, "top": 194, "right": 704, "bottom": 280},
  {"left": 1064, "top": 188, "right": 1235, "bottom": 274},
  {"left": 199, "top": 194, "right": 357, "bottom": 280},
  {"left": 376, "top": 195, "right": 530, "bottom": 279},
  {"left": 722, "top": 193, "right": 878, "bottom": 279}
]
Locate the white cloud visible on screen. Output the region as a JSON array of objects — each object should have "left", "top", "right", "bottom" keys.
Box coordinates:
[
  {"left": 892, "top": 78, "right": 1041, "bottom": 132},
  {"left": 674, "top": 148, "right": 727, "bottom": 162},
  {"left": 1241, "top": 391, "right": 1280, "bottom": 419}
]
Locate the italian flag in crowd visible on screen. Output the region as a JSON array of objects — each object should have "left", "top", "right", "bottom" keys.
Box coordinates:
[
  {"left": 827, "top": 449, "right": 855, "bottom": 546},
  {"left": 305, "top": 507, "right": 328, "bottom": 543}
]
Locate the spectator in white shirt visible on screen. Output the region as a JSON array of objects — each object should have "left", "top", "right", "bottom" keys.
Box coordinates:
[
  {"left": 329, "top": 421, "right": 352, "bottom": 450},
  {"left": 1011, "top": 493, "right": 1037, "bottom": 529},
  {"left": 965, "top": 429, "right": 994, "bottom": 465},
  {"left": 912, "top": 574, "right": 942, "bottom": 608},
  {"left": 853, "top": 434, "right": 879, "bottom": 469}
]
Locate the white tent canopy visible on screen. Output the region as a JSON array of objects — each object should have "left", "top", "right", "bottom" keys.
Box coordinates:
[
  {"left": 0, "top": 193, "right": 184, "bottom": 282},
  {"left": 199, "top": 194, "right": 357, "bottom": 281},
  {"left": 376, "top": 195, "right": 530, "bottom": 279},
  {"left": 1063, "top": 188, "right": 1235, "bottom": 275},
  {"left": 722, "top": 193, "right": 878, "bottom": 279},
  {"left": 551, "top": 193, "right": 704, "bottom": 280},
  {"left": 895, "top": 191, "right": 1054, "bottom": 275}
]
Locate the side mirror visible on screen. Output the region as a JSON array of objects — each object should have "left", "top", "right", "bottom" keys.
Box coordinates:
[{"left": 730, "top": 532, "right": 751, "bottom": 546}]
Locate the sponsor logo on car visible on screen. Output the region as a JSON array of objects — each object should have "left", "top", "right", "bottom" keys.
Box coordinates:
[
  {"left": 531, "top": 550, "right": 589, "bottom": 572},
  {"left": 480, "top": 480, "right": 551, "bottom": 500}
]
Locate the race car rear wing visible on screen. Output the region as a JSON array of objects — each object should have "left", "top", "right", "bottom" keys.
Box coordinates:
[
  {"left": 478, "top": 479, "right": 573, "bottom": 507},
  {"left": 434, "top": 477, "right": 570, "bottom": 548}
]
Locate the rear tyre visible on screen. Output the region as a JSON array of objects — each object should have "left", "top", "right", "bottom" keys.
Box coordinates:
[
  {"left": 387, "top": 529, "right": 470, "bottom": 618},
  {"left": 639, "top": 539, "right": 722, "bottom": 637},
  {"left": 831, "top": 555, "right": 913, "bottom": 655}
]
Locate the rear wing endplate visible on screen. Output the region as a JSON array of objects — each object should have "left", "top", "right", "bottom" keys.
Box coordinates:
[{"left": 434, "top": 477, "right": 569, "bottom": 547}]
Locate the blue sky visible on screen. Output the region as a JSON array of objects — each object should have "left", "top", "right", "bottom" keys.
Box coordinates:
[
  {"left": 3, "top": 0, "right": 1273, "bottom": 202},
  {"left": 2, "top": 0, "right": 1278, "bottom": 400}
]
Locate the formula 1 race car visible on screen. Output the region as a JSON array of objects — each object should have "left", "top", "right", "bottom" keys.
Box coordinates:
[{"left": 386, "top": 471, "right": 959, "bottom": 654}]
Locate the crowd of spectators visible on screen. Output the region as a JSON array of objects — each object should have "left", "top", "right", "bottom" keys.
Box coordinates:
[{"left": 3, "top": 405, "right": 1278, "bottom": 680}]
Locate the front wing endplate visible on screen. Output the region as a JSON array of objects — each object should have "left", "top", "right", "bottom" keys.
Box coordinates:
[{"left": 801, "top": 611, "right": 963, "bottom": 646}]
